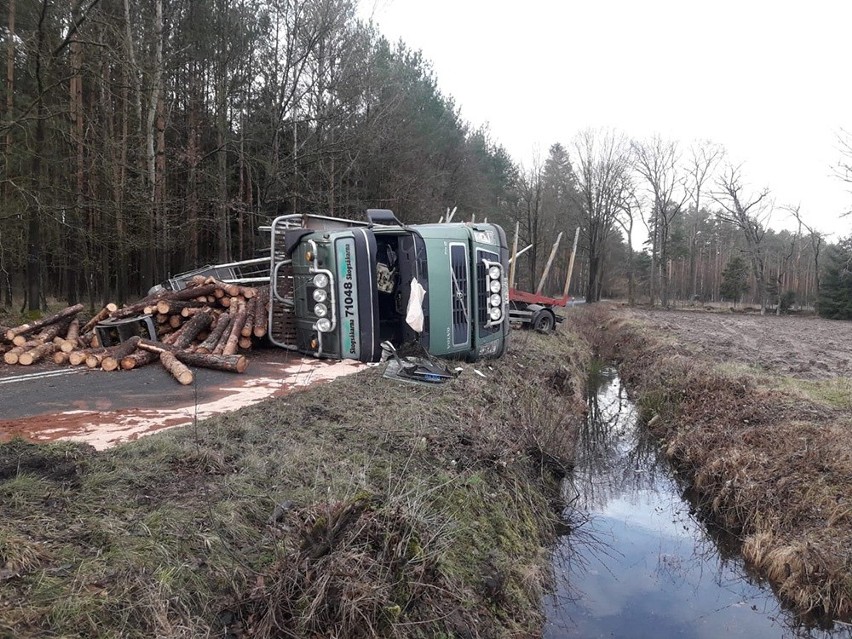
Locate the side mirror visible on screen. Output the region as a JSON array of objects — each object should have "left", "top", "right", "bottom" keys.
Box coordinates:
[{"left": 366, "top": 209, "right": 401, "bottom": 225}]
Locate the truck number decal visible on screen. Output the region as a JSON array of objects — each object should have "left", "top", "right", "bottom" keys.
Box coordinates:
[{"left": 336, "top": 238, "right": 360, "bottom": 359}]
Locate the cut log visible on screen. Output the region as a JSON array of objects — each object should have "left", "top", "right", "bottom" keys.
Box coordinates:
[
  {"left": 239, "top": 286, "right": 257, "bottom": 299},
  {"left": 120, "top": 349, "right": 158, "bottom": 370},
  {"left": 4, "top": 340, "right": 39, "bottom": 365},
  {"left": 78, "top": 331, "right": 94, "bottom": 348},
  {"left": 223, "top": 301, "right": 248, "bottom": 355},
  {"left": 168, "top": 314, "right": 183, "bottom": 329},
  {"left": 53, "top": 351, "right": 69, "bottom": 365},
  {"left": 58, "top": 318, "right": 82, "bottom": 353},
  {"left": 80, "top": 303, "right": 118, "bottom": 333},
  {"left": 86, "top": 349, "right": 112, "bottom": 369},
  {"left": 65, "top": 318, "right": 80, "bottom": 342},
  {"left": 197, "top": 314, "right": 230, "bottom": 354},
  {"left": 5, "top": 305, "right": 83, "bottom": 342},
  {"left": 203, "top": 276, "right": 241, "bottom": 298},
  {"left": 160, "top": 351, "right": 194, "bottom": 385},
  {"left": 19, "top": 342, "right": 57, "bottom": 366},
  {"left": 136, "top": 338, "right": 176, "bottom": 355},
  {"left": 241, "top": 296, "right": 257, "bottom": 338},
  {"left": 253, "top": 292, "right": 269, "bottom": 338},
  {"left": 21, "top": 318, "right": 73, "bottom": 347},
  {"left": 180, "top": 307, "right": 204, "bottom": 318},
  {"left": 175, "top": 351, "right": 248, "bottom": 373},
  {"left": 156, "top": 313, "right": 170, "bottom": 324},
  {"left": 156, "top": 299, "right": 204, "bottom": 315},
  {"left": 171, "top": 309, "right": 213, "bottom": 349},
  {"left": 69, "top": 347, "right": 108, "bottom": 366},
  {"left": 101, "top": 336, "right": 142, "bottom": 371},
  {"left": 212, "top": 314, "right": 234, "bottom": 355},
  {"left": 110, "top": 284, "right": 218, "bottom": 320},
  {"left": 238, "top": 337, "right": 252, "bottom": 350}
]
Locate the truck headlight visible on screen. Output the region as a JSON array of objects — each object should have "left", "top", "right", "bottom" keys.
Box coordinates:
[
  {"left": 314, "top": 303, "right": 328, "bottom": 317},
  {"left": 489, "top": 279, "right": 501, "bottom": 293},
  {"left": 316, "top": 318, "right": 332, "bottom": 332},
  {"left": 489, "top": 307, "right": 502, "bottom": 321},
  {"left": 313, "top": 288, "right": 328, "bottom": 302},
  {"left": 489, "top": 293, "right": 501, "bottom": 307},
  {"left": 488, "top": 265, "right": 501, "bottom": 280},
  {"left": 313, "top": 273, "right": 329, "bottom": 288}
]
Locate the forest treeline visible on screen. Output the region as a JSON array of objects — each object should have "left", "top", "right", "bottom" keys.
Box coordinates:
[{"left": 2, "top": 0, "right": 850, "bottom": 317}]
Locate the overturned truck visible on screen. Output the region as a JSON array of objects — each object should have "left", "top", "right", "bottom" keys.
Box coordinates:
[{"left": 157, "top": 210, "right": 510, "bottom": 363}]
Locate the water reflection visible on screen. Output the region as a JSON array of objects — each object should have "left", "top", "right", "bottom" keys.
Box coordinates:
[{"left": 545, "top": 367, "right": 851, "bottom": 639}]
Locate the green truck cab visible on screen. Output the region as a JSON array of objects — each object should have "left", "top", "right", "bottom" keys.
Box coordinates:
[{"left": 268, "top": 210, "right": 509, "bottom": 363}]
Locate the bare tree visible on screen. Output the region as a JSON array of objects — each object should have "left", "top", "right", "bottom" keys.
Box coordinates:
[
  {"left": 713, "top": 165, "right": 773, "bottom": 314},
  {"left": 571, "top": 129, "right": 632, "bottom": 303},
  {"left": 686, "top": 140, "right": 725, "bottom": 298},
  {"left": 836, "top": 129, "right": 852, "bottom": 216},
  {"left": 787, "top": 204, "right": 824, "bottom": 304},
  {"left": 632, "top": 136, "right": 691, "bottom": 307},
  {"left": 614, "top": 189, "right": 639, "bottom": 306},
  {"left": 516, "top": 159, "right": 544, "bottom": 289}
]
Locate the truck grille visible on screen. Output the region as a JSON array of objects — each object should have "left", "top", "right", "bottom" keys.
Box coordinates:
[{"left": 450, "top": 244, "right": 469, "bottom": 346}]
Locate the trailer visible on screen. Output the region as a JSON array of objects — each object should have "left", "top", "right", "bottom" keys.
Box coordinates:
[
  {"left": 506, "top": 226, "right": 580, "bottom": 334},
  {"left": 508, "top": 288, "right": 569, "bottom": 333}
]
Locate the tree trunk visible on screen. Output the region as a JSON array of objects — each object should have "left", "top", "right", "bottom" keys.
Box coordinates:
[
  {"left": 18, "top": 341, "right": 56, "bottom": 366},
  {"left": 5, "top": 304, "right": 84, "bottom": 342},
  {"left": 160, "top": 351, "right": 194, "bottom": 385},
  {"left": 175, "top": 351, "right": 248, "bottom": 373},
  {"left": 197, "top": 313, "right": 231, "bottom": 354},
  {"left": 223, "top": 301, "right": 248, "bottom": 355},
  {"left": 3, "top": 0, "right": 14, "bottom": 203}
]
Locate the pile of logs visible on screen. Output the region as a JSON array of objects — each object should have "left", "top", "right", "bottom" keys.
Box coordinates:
[{"left": 1, "top": 277, "right": 268, "bottom": 385}]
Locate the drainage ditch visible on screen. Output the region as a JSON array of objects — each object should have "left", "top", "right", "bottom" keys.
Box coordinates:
[{"left": 544, "top": 366, "right": 850, "bottom": 638}]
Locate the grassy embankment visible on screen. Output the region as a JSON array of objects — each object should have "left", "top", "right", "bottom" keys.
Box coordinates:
[
  {"left": 577, "top": 304, "right": 852, "bottom": 622},
  {"left": 0, "top": 328, "right": 589, "bottom": 638}
]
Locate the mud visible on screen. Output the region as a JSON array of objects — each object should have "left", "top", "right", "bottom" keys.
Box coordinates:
[{"left": 625, "top": 308, "right": 852, "bottom": 380}]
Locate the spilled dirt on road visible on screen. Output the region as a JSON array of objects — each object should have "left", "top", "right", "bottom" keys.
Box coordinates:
[
  {"left": 578, "top": 304, "right": 852, "bottom": 622},
  {"left": 0, "top": 356, "right": 365, "bottom": 449}
]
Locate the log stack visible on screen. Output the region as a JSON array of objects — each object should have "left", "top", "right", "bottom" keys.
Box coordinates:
[{"left": 1, "top": 277, "right": 268, "bottom": 384}]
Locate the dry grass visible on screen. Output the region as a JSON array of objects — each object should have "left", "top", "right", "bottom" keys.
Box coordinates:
[
  {"left": 0, "top": 327, "right": 591, "bottom": 638},
  {"left": 576, "top": 304, "right": 852, "bottom": 621}
]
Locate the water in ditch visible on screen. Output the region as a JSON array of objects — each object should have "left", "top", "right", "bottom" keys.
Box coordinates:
[{"left": 544, "top": 366, "right": 851, "bottom": 639}]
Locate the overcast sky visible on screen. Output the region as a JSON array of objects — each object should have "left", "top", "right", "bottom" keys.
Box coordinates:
[{"left": 358, "top": 0, "right": 852, "bottom": 240}]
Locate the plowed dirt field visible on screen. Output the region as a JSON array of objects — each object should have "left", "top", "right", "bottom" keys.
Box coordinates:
[{"left": 624, "top": 308, "right": 852, "bottom": 380}]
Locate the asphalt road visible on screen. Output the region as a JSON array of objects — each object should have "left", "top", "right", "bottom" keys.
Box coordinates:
[
  {"left": 0, "top": 349, "right": 365, "bottom": 448},
  {"left": 0, "top": 358, "right": 246, "bottom": 421}
]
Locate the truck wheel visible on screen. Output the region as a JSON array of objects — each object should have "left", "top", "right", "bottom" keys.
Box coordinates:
[{"left": 532, "top": 309, "right": 555, "bottom": 334}]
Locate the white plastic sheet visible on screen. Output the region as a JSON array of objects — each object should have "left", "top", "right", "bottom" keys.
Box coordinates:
[{"left": 405, "top": 277, "right": 427, "bottom": 333}]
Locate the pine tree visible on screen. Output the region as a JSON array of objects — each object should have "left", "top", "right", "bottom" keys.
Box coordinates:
[
  {"left": 817, "top": 237, "right": 852, "bottom": 319},
  {"left": 720, "top": 256, "right": 750, "bottom": 304}
]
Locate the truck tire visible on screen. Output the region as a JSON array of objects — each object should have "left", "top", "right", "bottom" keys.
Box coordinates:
[{"left": 532, "top": 309, "right": 555, "bottom": 334}]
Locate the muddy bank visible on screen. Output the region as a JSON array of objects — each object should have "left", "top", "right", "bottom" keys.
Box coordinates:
[
  {"left": 577, "top": 305, "right": 852, "bottom": 622},
  {"left": 0, "top": 328, "right": 590, "bottom": 638}
]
